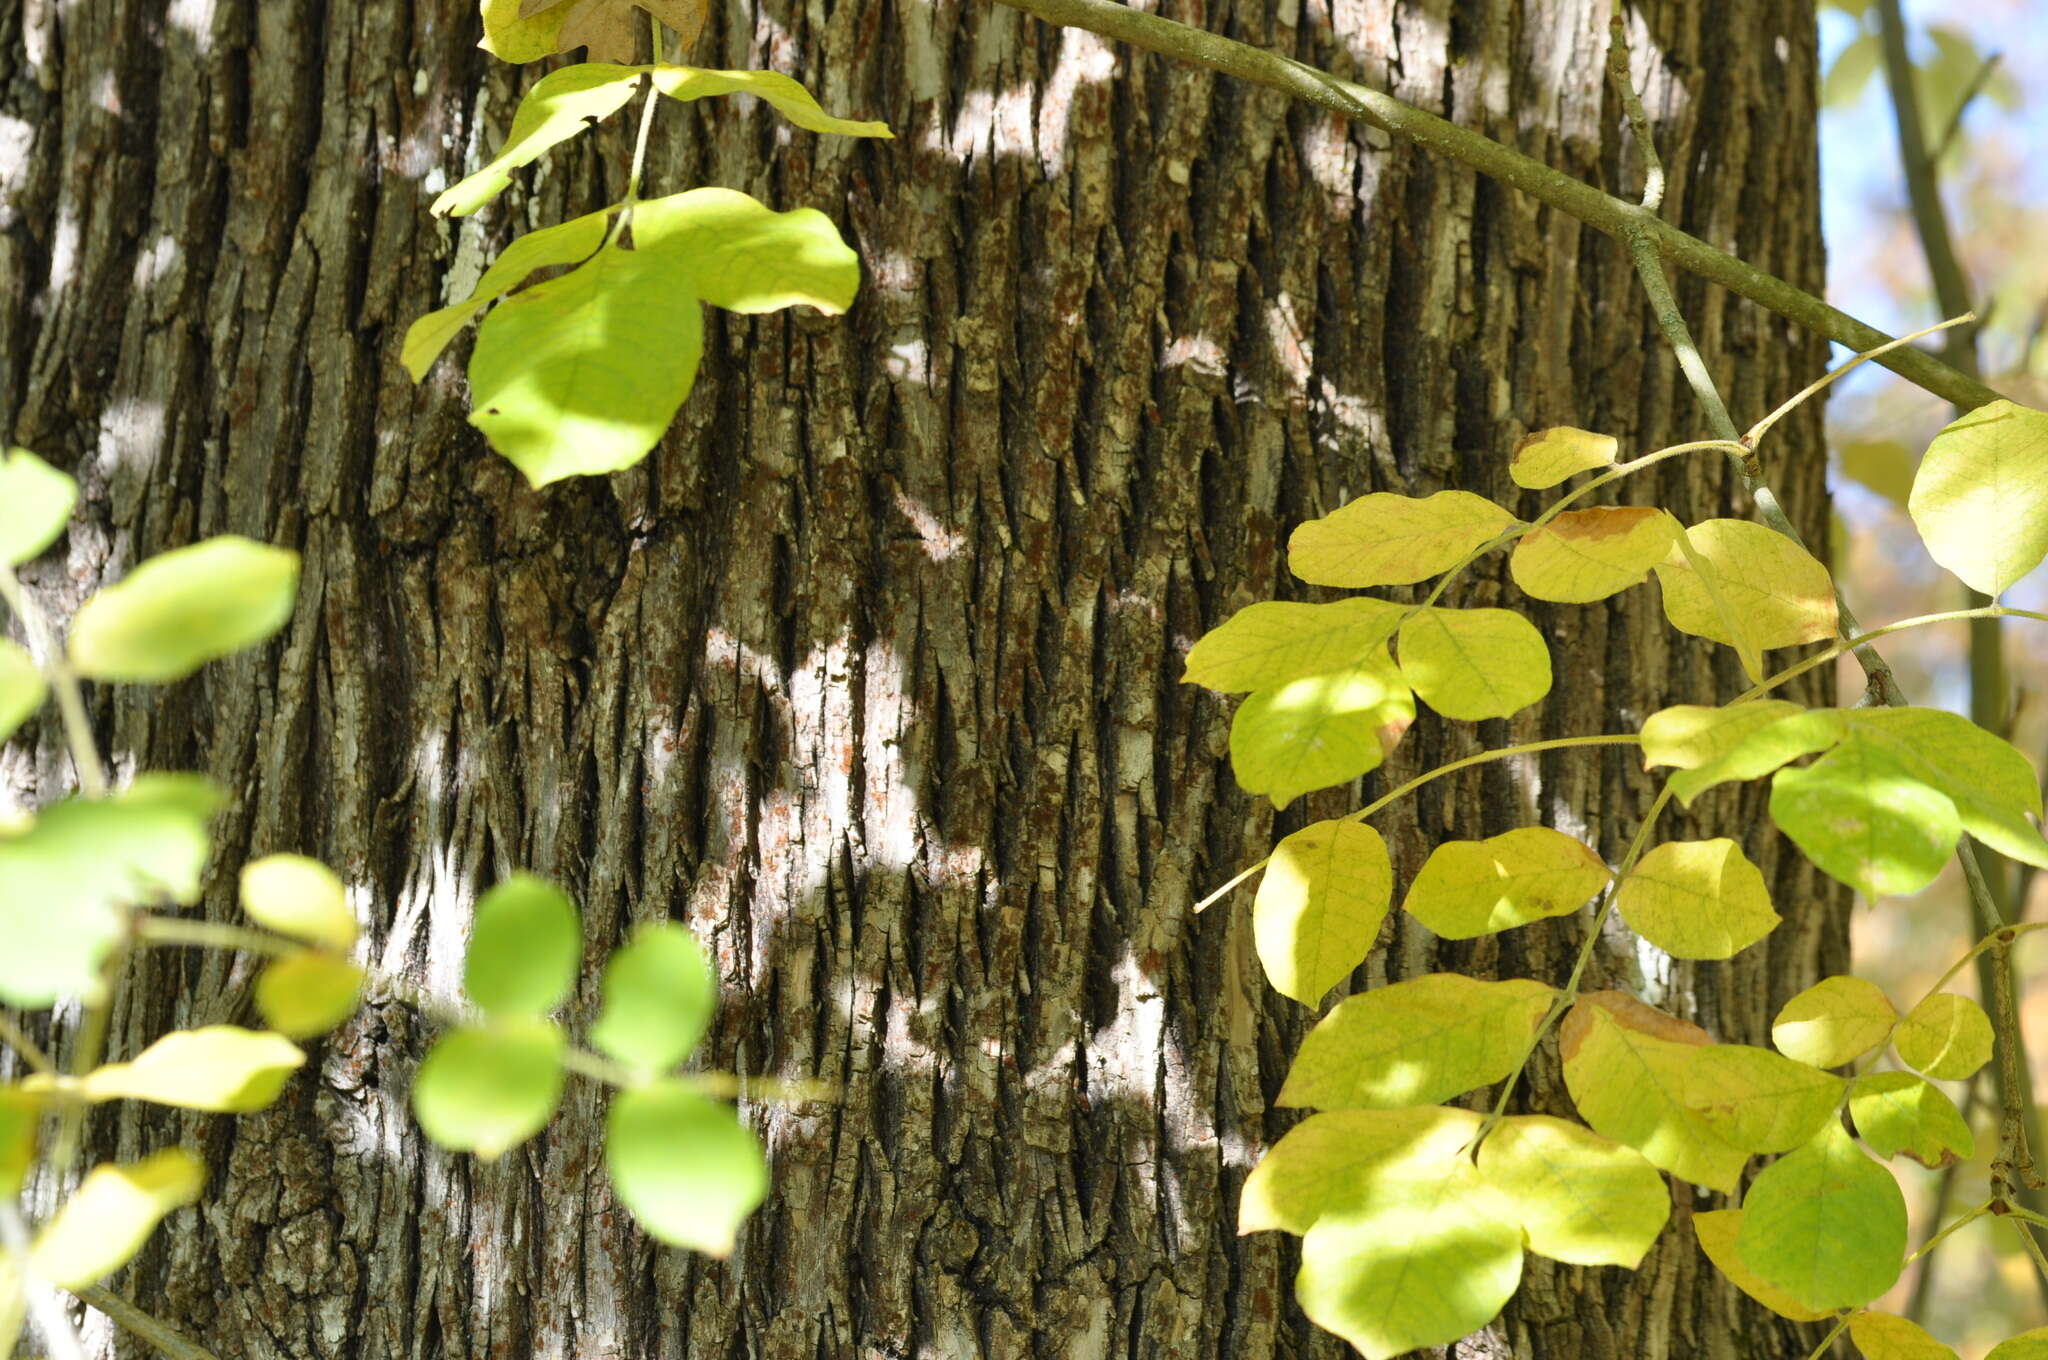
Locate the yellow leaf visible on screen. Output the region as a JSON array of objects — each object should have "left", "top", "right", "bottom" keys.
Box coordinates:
[
  {"left": 1848, "top": 1071, "right": 1974, "bottom": 1167},
  {"left": 1229, "top": 660, "right": 1413, "bottom": 807},
  {"left": 1399, "top": 826, "right": 1610, "bottom": 939},
  {"left": 1240, "top": 1105, "right": 1482, "bottom": 1235},
  {"left": 240, "top": 853, "right": 357, "bottom": 950},
  {"left": 1615, "top": 838, "right": 1780, "bottom": 959},
  {"left": 1287, "top": 490, "right": 1518, "bottom": 587},
  {"left": 0, "top": 1088, "right": 39, "bottom": 1197},
  {"left": 1509, "top": 506, "right": 1679, "bottom": 603},
  {"left": 1396, "top": 607, "right": 1552, "bottom": 721},
  {"left": 1476, "top": 1114, "right": 1669, "bottom": 1267},
  {"left": 1773, "top": 975, "right": 1897, "bottom": 1068},
  {"left": 72, "top": 1027, "right": 304, "bottom": 1112},
  {"left": 1559, "top": 994, "right": 1746, "bottom": 1191},
  {"left": 255, "top": 954, "right": 366, "bottom": 1040},
  {"left": 433, "top": 65, "right": 644, "bottom": 218},
  {"left": 1278, "top": 974, "right": 1556, "bottom": 1108},
  {"left": 1893, "top": 992, "right": 1993, "bottom": 1080},
  {"left": 1510, "top": 426, "right": 1620, "bottom": 489},
  {"left": 1252, "top": 821, "right": 1392, "bottom": 1005},
  {"left": 29, "top": 1149, "right": 203, "bottom": 1289},
  {"left": 1653, "top": 519, "right": 1839, "bottom": 676},
  {"left": 1640, "top": 701, "right": 1846, "bottom": 806},
  {"left": 1183, "top": 598, "right": 1406, "bottom": 693},
  {"left": 1908, "top": 399, "right": 2048, "bottom": 596},
  {"left": 1692, "top": 1209, "right": 1832, "bottom": 1322},
  {"left": 1680, "top": 1044, "right": 1845, "bottom": 1153},
  {"left": 649, "top": 67, "right": 894, "bottom": 139},
  {"left": 1849, "top": 1312, "right": 1961, "bottom": 1360},
  {"left": 1987, "top": 1327, "right": 2048, "bottom": 1360},
  {"left": 1837, "top": 438, "right": 1917, "bottom": 507}
]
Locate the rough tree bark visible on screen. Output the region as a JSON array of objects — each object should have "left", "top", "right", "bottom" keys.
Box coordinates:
[{"left": 0, "top": 0, "right": 1849, "bottom": 1356}]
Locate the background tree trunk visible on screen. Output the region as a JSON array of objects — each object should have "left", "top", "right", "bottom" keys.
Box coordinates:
[{"left": 1, "top": 0, "right": 1849, "bottom": 1355}]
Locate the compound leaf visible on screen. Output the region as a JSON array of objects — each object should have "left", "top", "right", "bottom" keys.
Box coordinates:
[
  {"left": 1735, "top": 1120, "right": 1906, "bottom": 1313},
  {"left": 1252, "top": 820, "right": 1392, "bottom": 1005},
  {"left": 1893, "top": 992, "right": 1993, "bottom": 1081},
  {"left": 631, "top": 188, "right": 861, "bottom": 316},
  {"left": 402, "top": 208, "right": 613, "bottom": 380},
  {"left": 69, "top": 536, "right": 299, "bottom": 683},
  {"left": 1510, "top": 426, "right": 1619, "bottom": 489},
  {"left": 1510, "top": 506, "right": 1679, "bottom": 603},
  {"left": 1288, "top": 491, "right": 1517, "bottom": 588},
  {"left": 605, "top": 1080, "right": 767, "bottom": 1255},
  {"left": 1908, "top": 399, "right": 2048, "bottom": 596},
  {"left": 1397, "top": 606, "right": 1551, "bottom": 721},
  {"left": 1839, "top": 707, "right": 2048, "bottom": 872},
  {"left": 1474, "top": 1114, "right": 1668, "bottom": 1267},
  {"left": 1773, "top": 975, "right": 1897, "bottom": 1068},
  {"left": 1183, "top": 599, "right": 1406, "bottom": 693},
  {"left": 1615, "top": 838, "right": 1780, "bottom": 960},
  {"left": 1399, "top": 826, "right": 1610, "bottom": 939},
  {"left": 1849, "top": 1071, "right": 1974, "bottom": 1167},
  {"left": 1278, "top": 974, "right": 1556, "bottom": 1109}
]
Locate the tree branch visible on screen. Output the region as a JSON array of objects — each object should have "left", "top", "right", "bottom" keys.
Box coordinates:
[{"left": 989, "top": 0, "right": 1999, "bottom": 412}]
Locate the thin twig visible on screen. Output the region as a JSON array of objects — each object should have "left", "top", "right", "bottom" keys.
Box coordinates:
[
  {"left": 74, "top": 1286, "right": 221, "bottom": 1360},
  {"left": 1932, "top": 50, "right": 2002, "bottom": 166},
  {"left": 0, "top": 1014, "right": 54, "bottom": 1077}
]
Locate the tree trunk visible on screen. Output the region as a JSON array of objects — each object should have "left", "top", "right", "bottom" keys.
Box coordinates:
[{"left": 0, "top": 0, "right": 1847, "bottom": 1356}]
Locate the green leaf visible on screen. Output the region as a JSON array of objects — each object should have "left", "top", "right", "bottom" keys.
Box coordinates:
[
  {"left": 1399, "top": 826, "right": 1610, "bottom": 939},
  {"left": 1287, "top": 490, "right": 1518, "bottom": 587},
  {"left": 649, "top": 66, "right": 893, "bottom": 138},
  {"left": 465, "top": 874, "right": 581, "bottom": 1016},
  {"left": 240, "top": 853, "right": 357, "bottom": 950},
  {"left": 1838, "top": 708, "right": 2048, "bottom": 871},
  {"left": 434, "top": 64, "right": 644, "bottom": 218},
  {"left": 28, "top": 1149, "right": 203, "bottom": 1289},
  {"left": 1849, "top": 1071, "right": 1974, "bottom": 1167},
  {"left": 631, "top": 188, "right": 862, "bottom": 315},
  {"left": 1988, "top": 1328, "right": 2048, "bottom": 1360},
  {"left": 1509, "top": 426, "right": 1619, "bottom": 489},
  {"left": 1614, "top": 838, "right": 1780, "bottom": 959},
  {"left": 1771, "top": 738, "right": 1961, "bottom": 898},
  {"left": 0, "top": 640, "right": 46, "bottom": 743},
  {"left": 1558, "top": 993, "right": 1746, "bottom": 1191},
  {"left": 255, "top": 954, "right": 366, "bottom": 1040},
  {"left": 1396, "top": 606, "right": 1552, "bottom": 721},
  {"left": 1474, "top": 1114, "right": 1668, "bottom": 1267},
  {"left": 1278, "top": 974, "right": 1556, "bottom": 1109},
  {"left": 1240, "top": 1105, "right": 1483, "bottom": 1235},
  {"left": 1692, "top": 1209, "right": 1833, "bottom": 1322},
  {"left": 1182, "top": 598, "right": 1406, "bottom": 693},
  {"left": 590, "top": 923, "right": 717, "bottom": 1073},
  {"left": 1680, "top": 1044, "right": 1845, "bottom": 1153},
  {"left": 479, "top": 0, "right": 574, "bottom": 62},
  {"left": 605, "top": 1080, "right": 768, "bottom": 1255},
  {"left": 0, "top": 775, "right": 223, "bottom": 1007},
  {"left": 1823, "top": 30, "right": 1882, "bottom": 107},
  {"left": 0, "top": 1089, "right": 40, "bottom": 1197},
  {"left": 1639, "top": 700, "right": 1846, "bottom": 806},
  {"left": 1893, "top": 992, "right": 1993, "bottom": 1080},
  {"left": 412, "top": 1020, "right": 566, "bottom": 1160},
  {"left": 1654, "top": 519, "right": 1839, "bottom": 676},
  {"left": 1774, "top": 975, "right": 1898, "bottom": 1068},
  {"left": 1849, "top": 1312, "right": 1960, "bottom": 1360},
  {"left": 1228, "top": 660, "right": 1413, "bottom": 807},
  {"left": 0, "top": 448, "right": 76, "bottom": 566},
  {"left": 402, "top": 208, "right": 613, "bottom": 380},
  {"left": 466, "top": 238, "right": 704, "bottom": 486},
  {"left": 1252, "top": 820, "right": 1392, "bottom": 1005},
  {"left": 1509, "top": 506, "right": 1679, "bottom": 603},
  {"left": 68, "top": 536, "right": 299, "bottom": 683},
  {"left": 1294, "top": 1160, "right": 1523, "bottom": 1360},
  {"left": 1836, "top": 437, "right": 1917, "bottom": 507},
  {"left": 1908, "top": 398, "right": 2048, "bottom": 595},
  {"left": 1735, "top": 1121, "right": 1906, "bottom": 1312},
  {"left": 74, "top": 1026, "right": 304, "bottom": 1112}
]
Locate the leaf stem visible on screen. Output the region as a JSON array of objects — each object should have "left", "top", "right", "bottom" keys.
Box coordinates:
[
  {"left": 0, "top": 1013, "right": 55, "bottom": 1077},
  {"left": 604, "top": 17, "right": 666, "bottom": 248},
  {"left": 73, "top": 1285, "right": 222, "bottom": 1360},
  {"left": 1907, "top": 1200, "right": 1993, "bottom": 1266},
  {"left": 133, "top": 916, "right": 301, "bottom": 960},
  {"left": 1743, "top": 314, "right": 1975, "bottom": 450},
  {"left": 0, "top": 569, "right": 105, "bottom": 800},
  {"left": 1797, "top": 1313, "right": 1854, "bottom": 1360}
]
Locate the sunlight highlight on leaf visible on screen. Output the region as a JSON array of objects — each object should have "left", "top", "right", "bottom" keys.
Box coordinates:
[
  {"left": 1278, "top": 973, "right": 1556, "bottom": 1108},
  {"left": 1399, "top": 826, "right": 1610, "bottom": 939},
  {"left": 1252, "top": 820, "right": 1392, "bottom": 1005},
  {"left": 1287, "top": 490, "right": 1518, "bottom": 587}
]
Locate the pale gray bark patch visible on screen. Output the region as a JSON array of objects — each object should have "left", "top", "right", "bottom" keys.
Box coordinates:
[{"left": 0, "top": 0, "right": 1846, "bottom": 1355}]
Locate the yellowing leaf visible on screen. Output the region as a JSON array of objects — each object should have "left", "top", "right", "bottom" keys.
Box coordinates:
[
  {"left": 240, "top": 854, "right": 356, "bottom": 950},
  {"left": 1680, "top": 1044, "right": 1845, "bottom": 1153},
  {"left": 1771, "top": 738, "right": 1962, "bottom": 898},
  {"left": 650, "top": 67, "right": 893, "bottom": 139},
  {"left": 1510, "top": 426, "right": 1619, "bottom": 489},
  {"left": 1228, "top": 659, "right": 1413, "bottom": 807},
  {"left": 1640, "top": 701, "right": 1846, "bottom": 806},
  {"left": 1774, "top": 976, "right": 1898, "bottom": 1068},
  {"left": 1693, "top": 1209, "right": 1833, "bottom": 1322},
  {"left": 74, "top": 1027, "right": 305, "bottom": 1112},
  {"left": 1894, "top": 992, "right": 1993, "bottom": 1080},
  {"left": 434, "top": 65, "right": 644, "bottom": 218},
  {"left": 1396, "top": 607, "right": 1552, "bottom": 721},
  {"left": 402, "top": 209, "right": 613, "bottom": 380},
  {"left": 1240, "top": 1105, "right": 1482, "bottom": 1235},
  {"left": 0, "top": 640, "right": 46, "bottom": 744},
  {"left": 1287, "top": 490, "right": 1518, "bottom": 587},
  {"left": 1252, "top": 821, "right": 1392, "bottom": 1005},
  {"left": 1295, "top": 1160, "right": 1523, "bottom": 1360},
  {"left": 1908, "top": 399, "right": 2048, "bottom": 595},
  {"left": 1654, "top": 519, "right": 1839, "bottom": 675},
  {"left": 29, "top": 1149, "right": 203, "bottom": 1289},
  {"left": 1399, "top": 826, "right": 1610, "bottom": 939},
  {"left": 255, "top": 954, "right": 366, "bottom": 1040},
  {"left": 1988, "top": 1327, "right": 2048, "bottom": 1360},
  {"left": 1559, "top": 994, "right": 1746, "bottom": 1191},
  {"left": 479, "top": 0, "right": 574, "bottom": 62},
  {"left": 1184, "top": 598, "right": 1406, "bottom": 693},
  {"left": 1509, "top": 506, "right": 1679, "bottom": 603},
  {"left": 1278, "top": 974, "right": 1556, "bottom": 1109},
  {"left": 0, "top": 447, "right": 76, "bottom": 566},
  {"left": 1849, "top": 1312, "right": 1961, "bottom": 1360},
  {"left": 1475, "top": 1114, "right": 1669, "bottom": 1267},
  {"left": 69, "top": 536, "right": 299, "bottom": 683},
  {"left": 1735, "top": 1121, "right": 1906, "bottom": 1312},
  {"left": 1849, "top": 1072, "right": 1974, "bottom": 1167},
  {"left": 554, "top": 0, "right": 704, "bottom": 62},
  {"left": 1614, "top": 838, "right": 1780, "bottom": 960},
  {"left": 0, "top": 1089, "right": 39, "bottom": 1197}
]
